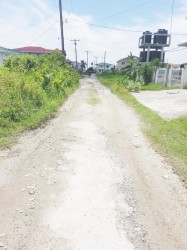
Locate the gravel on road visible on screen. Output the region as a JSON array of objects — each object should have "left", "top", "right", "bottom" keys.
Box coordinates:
[{"left": 0, "top": 77, "right": 187, "bottom": 250}]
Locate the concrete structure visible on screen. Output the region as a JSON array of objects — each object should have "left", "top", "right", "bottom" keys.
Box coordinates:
[
  {"left": 181, "top": 65, "right": 187, "bottom": 89},
  {"left": 116, "top": 56, "right": 139, "bottom": 71},
  {"left": 154, "top": 67, "right": 187, "bottom": 89},
  {"left": 168, "top": 69, "right": 183, "bottom": 88},
  {"left": 139, "top": 29, "right": 171, "bottom": 62},
  {"left": 0, "top": 46, "right": 20, "bottom": 66},
  {"left": 95, "top": 63, "right": 114, "bottom": 73},
  {"left": 155, "top": 68, "right": 167, "bottom": 86}
]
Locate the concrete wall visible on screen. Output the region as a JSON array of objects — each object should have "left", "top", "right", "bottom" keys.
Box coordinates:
[
  {"left": 168, "top": 69, "right": 182, "bottom": 88},
  {"left": 155, "top": 68, "right": 167, "bottom": 86},
  {"left": 155, "top": 68, "right": 186, "bottom": 88},
  {"left": 181, "top": 65, "right": 187, "bottom": 89}
]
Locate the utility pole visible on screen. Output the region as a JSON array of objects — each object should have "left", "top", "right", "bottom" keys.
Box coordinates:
[
  {"left": 71, "top": 39, "right": 80, "bottom": 69},
  {"left": 85, "top": 51, "right": 90, "bottom": 69},
  {"left": 94, "top": 56, "right": 98, "bottom": 67},
  {"left": 59, "top": 0, "right": 65, "bottom": 55},
  {"left": 104, "top": 51, "right": 106, "bottom": 72}
]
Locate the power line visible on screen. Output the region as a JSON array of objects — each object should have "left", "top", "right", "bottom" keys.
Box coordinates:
[
  {"left": 170, "top": 0, "right": 175, "bottom": 33},
  {"left": 165, "top": 47, "right": 187, "bottom": 52},
  {"left": 97, "top": 0, "right": 155, "bottom": 22},
  {"left": 70, "top": 0, "right": 74, "bottom": 13},
  {"left": 67, "top": 18, "right": 187, "bottom": 35},
  {"left": 68, "top": 18, "right": 143, "bottom": 32},
  {"left": 52, "top": 0, "right": 58, "bottom": 11},
  {"left": 26, "top": 20, "right": 58, "bottom": 46}
]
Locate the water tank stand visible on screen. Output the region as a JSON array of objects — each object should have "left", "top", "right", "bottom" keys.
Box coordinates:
[
  {"left": 161, "top": 46, "right": 164, "bottom": 62},
  {"left": 146, "top": 46, "right": 150, "bottom": 62}
]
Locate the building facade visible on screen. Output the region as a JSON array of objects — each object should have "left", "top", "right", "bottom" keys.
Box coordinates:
[
  {"left": 116, "top": 56, "right": 139, "bottom": 71},
  {"left": 95, "top": 63, "right": 114, "bottom": 73}
]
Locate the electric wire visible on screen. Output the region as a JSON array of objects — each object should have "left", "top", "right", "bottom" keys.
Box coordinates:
[
  {"left": 97, "top": 0, "right": 155, "bottom": 22},
  {"left": 67, "top": 18, "right": 143, "bottom": 32},
  {"left": 165, "top": 47, "right": 187, "bottom": 52},
  {"left": 70, "top": 0, "right": 74, "bottom": 13},
  {"left": 26, "top": 20, "right": 58, "bottom": 46},
  {"left": 170, "top": 0, "right": 175, "bottom": 33},
  {"left": 67, "top": 18, "right": 187, "bottom": 35}
]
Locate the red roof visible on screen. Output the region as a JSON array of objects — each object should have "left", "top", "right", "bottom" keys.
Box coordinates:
[{"left": 16, "top": 46, "right": 62, "bottom": 53}]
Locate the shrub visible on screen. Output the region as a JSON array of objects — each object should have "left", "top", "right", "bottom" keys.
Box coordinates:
[
  {"left": 0, "top": 53, "right": 79, "bottom": 124},
  {"left": 118, "top": 76, "right": 142, "bottom": 92}
]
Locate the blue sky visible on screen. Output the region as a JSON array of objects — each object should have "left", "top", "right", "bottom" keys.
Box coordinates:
[
  {"left": 63, "top": 0, "right": 179, "bottom": 25},
  {"left": 0, "top": 0, "right": 187, "bottom": 64}
]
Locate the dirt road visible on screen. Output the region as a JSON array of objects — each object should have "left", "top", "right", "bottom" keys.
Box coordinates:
[{"left": 0, "top": 77, "right": 187, "bottom": 250}]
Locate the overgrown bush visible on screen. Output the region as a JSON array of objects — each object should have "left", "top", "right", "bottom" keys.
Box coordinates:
[
  {"left": 140, "top": 63, "right": 153, "bottom": 85},
  {"left": 0, "top": 52, "right": 79, "bottom": 126},
  {"left": 118, "top": 76, "right": 142, "bottom": 92}
]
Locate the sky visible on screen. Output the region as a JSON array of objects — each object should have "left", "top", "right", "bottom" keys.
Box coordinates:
[{"left": 0, "top": 0, "right": 187, "bottom": 66}]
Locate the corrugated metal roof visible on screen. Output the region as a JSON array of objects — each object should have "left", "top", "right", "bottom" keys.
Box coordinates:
[
  {"left": 16, "top": 46, "right": 62, "bottom": 53},
  {"left": 117, "top": 56, "right": 139, "bottom": 63}
]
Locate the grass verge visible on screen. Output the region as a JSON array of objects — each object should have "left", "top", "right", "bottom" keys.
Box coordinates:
[
  {"left": 0, "top": 90, "right": 78, "bottom": 148},
  {"left": 141, "top": 83, "right": 178, "bottom": 91},
  {"left": 98, "top": 73, "right": 187, "bottom": 182}
]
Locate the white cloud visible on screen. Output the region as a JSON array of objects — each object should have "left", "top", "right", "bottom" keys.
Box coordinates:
[{"left": 0, "top": 0, "right": 187, "bottom": 65}]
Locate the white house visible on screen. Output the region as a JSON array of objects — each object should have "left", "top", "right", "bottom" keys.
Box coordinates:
[
  {"left": 95, "top": 62, "right": 114, "bottom": 73},
  {"left": 0, "top": 46, "right": 20, "bottom": 66},
  {"left": 116, "top": 56, "right": 139, "bottom": 71}
]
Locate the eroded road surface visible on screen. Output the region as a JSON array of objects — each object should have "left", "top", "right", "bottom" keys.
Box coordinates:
[{"left": 0, "top": 77, "right": 187, "bottom": 250}]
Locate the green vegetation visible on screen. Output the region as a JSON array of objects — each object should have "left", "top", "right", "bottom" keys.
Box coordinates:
[
  {"left": 141, "top": 83, "right": 176, "bottom": 91},
  {"left": 120, "top": 53, "right": 167, "bottom": 91},
  {"left": 98, "top": 73, "right": 187, "bottom": 181},
  {"left": 87, "top": 88, "right": 101, "bottom": 105},
  {"left": 0, "top": 52, "right": 79, "bottom": 147}
]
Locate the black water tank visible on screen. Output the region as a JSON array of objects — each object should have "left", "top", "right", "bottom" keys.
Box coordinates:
[
  {"left": 154, "top": 29, "right": 168, "bottom": 44},
  {"left": 142, "top": 31, "right": 152, "bottom": 44},
  {"left": 150, "top": 51, "right": 163, "bottom": 61},
  {"left": 140, "top": 51, "right": 147, "bottom": 62}
]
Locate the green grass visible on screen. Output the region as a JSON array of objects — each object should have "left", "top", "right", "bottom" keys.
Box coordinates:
[
  {"left": 87, "top": 88, "right": 101, "bottom": 105},
  {"left": 0, "top": 92, "right": 77, "bottom": 148},
  {"left": 98, "top": 73, "right": 187, "bottom": 182},
  {"left": 0, "top": 53, "right": 79, "bottom": 148},
  {"left": 141, "top": 83, "right": 178, "bottom": 91}
]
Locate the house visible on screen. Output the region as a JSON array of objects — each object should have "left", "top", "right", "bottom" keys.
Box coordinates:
[
  {"left": 0, "top": 46, "right": 20, "bottom": 66},
  {"left": 95, "top": 62, "right": 114, "bottom": 73},
  {"left": 116, "top": 56, "right": 139, "bottom": 71},
  {"left": 70, "top": 61, "right": 81, "bottom": 70},
  {"left": 15, "top": 46, "right": 62, "bottom": 55}
]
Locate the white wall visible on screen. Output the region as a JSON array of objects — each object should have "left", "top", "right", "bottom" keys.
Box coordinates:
[
  {"left": 181, "top": 65, "right": 187, "bottom": 89},
  {"left": 155, "top": 68, "right": 167, "bottom": 86},
  {"left": 168, "top": 69, "right": 182, "bottom": 88}
]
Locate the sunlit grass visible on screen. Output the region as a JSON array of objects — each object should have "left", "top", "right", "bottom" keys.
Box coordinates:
[{"left": 98, "top": 73, "right": 187, "bottom": 181}]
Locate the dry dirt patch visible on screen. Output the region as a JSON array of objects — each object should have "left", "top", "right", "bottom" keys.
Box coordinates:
[{"left": 132, "top": 89, "right": 187, "bottom": 120}]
